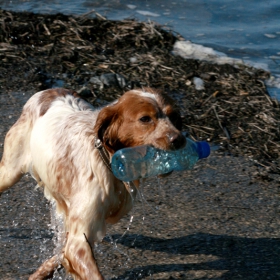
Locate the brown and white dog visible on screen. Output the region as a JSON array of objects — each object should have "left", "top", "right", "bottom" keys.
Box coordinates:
[{"left": 0, "top": 87, "right": 186, "bottom": 279}]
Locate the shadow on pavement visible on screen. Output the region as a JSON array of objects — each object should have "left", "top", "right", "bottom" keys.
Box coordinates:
[{"left": 110, "top": 233, "right": 280, "bottom": 279}]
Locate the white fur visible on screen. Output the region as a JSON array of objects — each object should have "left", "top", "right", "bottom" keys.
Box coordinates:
[{"left": 131, "top": 89, "right": 158, "bottom": 101}]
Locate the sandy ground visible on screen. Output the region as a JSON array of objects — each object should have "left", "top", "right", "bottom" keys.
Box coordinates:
[{"left": 0, "top": 91, "right": 280, "bottom": 280}]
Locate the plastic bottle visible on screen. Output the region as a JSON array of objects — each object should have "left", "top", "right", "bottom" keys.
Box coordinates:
[{"left": 111, "top": 138, "right": 210, "bottom": 182}]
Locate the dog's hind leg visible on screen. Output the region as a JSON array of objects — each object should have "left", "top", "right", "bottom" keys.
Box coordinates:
[
  {"left": 0, "top": 113, "right": 32, "bottom": 195},
  {"left": 62, "top": 233, "right": 104, "bottom": 280},
  {"left": 28, "top": 254, "right": 62, "bottom": 280},
  {"left": 57, "top": 208, "right": 105, "bottom": 279}
]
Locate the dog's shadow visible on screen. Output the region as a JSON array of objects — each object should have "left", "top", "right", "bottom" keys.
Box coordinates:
[{"left": 108, "top": 233, "right": 280, "bottom": 279}]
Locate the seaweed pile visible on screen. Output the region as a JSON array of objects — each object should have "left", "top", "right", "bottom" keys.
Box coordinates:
[{"left": 0, "top": 9, "right": 279, "bottom": 172}]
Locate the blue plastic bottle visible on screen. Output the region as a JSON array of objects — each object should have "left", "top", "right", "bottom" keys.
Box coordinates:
[{"left": 111, "top": 138, "right": 210, "bottom": 182}]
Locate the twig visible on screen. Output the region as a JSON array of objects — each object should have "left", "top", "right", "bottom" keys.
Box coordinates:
[
  {"left": 268, "top": 139, "right": 280, "bottom": 148},
  {"left": 248, "top": 123, "right": 275, "bottom": 136},
  {"left": 95, "top": 12, "right": 106, "bottom": 20},
  {"left": 213, "top": 106, "right": 223, "bottom": 130},
  {"left": 202, "top": 91, "right": 219, "bottom": 105},
  {"left": 263, "top": 93, "right": 273, "bottom": 105},
  {"left": 43, "top": 23, "right": 51, "bottom": 35},
  {"left": 184, "top": 124, "right": 213, "bottom": 135}
]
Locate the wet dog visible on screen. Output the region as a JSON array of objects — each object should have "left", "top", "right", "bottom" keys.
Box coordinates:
[{"left": 0, "top": 87, "right": 185, "bottom": 279}]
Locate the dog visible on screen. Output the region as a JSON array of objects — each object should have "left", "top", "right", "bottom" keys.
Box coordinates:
[{"left": 0, "top": 87, "right": 186, "bottom": 279}]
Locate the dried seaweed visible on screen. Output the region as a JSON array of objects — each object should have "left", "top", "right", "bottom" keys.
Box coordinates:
[{"left": 0, "top": 9, "right": 279, "bottom": 172}]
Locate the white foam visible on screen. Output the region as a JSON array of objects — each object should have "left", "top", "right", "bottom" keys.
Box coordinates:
[
  {"left": 136, "top": 10, "right": 160, "bottom": 17},
  {"left": 264, "top": 33, "right": 277, "bottom": 39},
  {"left": 266, "top": 75, "right": 280, "bottom": 89},
  {"left": 172, "top": 40, "right": 270, "bottom": 71},
  {"left": 266, "top": 75, "right": 280, "bottom": 99},
  {"left": 172, "top": 40, "right": 244, "bottom": 65},
  {"left": 269, "top": 55, "right": 280, "bottom": 60},
  {"left": 244, "top": 61, "right": 269, "bottom": 71},
  {"left": 127, "top": 4, "right": 136, "bottom": 9}
]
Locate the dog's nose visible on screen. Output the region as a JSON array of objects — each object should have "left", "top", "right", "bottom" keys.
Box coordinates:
[{"left": 169, "top": 133, "right": 186, "bottom": 150}]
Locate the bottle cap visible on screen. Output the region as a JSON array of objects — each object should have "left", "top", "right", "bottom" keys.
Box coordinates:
[{"left": 196, "top": 141, "right": 210, "bottom": 159}]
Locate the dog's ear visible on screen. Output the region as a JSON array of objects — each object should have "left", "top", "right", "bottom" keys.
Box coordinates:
[
  {"left": 155, "top": 89, "right": 183, "bottom": 131},
  {"left": 94, "top": 106, "right": 115, "bottom": 142},
  {"left": 94, "top": 105, "right": 122, "bottom": 154},
  {"left": 168, "top": 110, "right": 183, "bottom": 131}
]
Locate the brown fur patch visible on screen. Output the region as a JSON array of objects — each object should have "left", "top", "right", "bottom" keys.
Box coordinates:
[
  {"left": 77, "top": 248, "right": 86, "bottom": 259},
  {"left": 38, "top": 88, "right": 78, "bottom": 116},
  {"left": 88, "top": 173, "right": 94, "bottom": 182}
]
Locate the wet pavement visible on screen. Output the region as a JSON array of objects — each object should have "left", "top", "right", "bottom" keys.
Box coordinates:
[{"left": 1, "top": 91, "right": 280, "bottom": 279}]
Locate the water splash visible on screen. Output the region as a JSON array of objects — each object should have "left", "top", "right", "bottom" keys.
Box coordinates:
[
  {"left": 126, "top": 181, "right": 136, "bottom": 201},
  {"left": 108, "top": 234, "right": 131, "bottom": 262},
  {"left": 48, "top": 201, "right": 69, "bottom": 279},
  {"left": 52, "top": 264, "right": 72, "bottom": 280},
  {"left": 136, "top": 181, "right": 157, "bottom": 216},
  {"left": 49, "top": 201, "right": 66, "bottom": 257}
]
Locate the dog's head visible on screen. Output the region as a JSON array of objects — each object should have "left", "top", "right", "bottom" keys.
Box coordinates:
[{"left": 94, "top": 88, "right": 186, "bottom": 155}]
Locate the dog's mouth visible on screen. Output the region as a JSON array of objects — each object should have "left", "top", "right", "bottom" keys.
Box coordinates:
[
  {"left": 149, "top": 132, "right": 187, "bottom": 152},
  {"left": 168, "top": 132, "right": 187, "bottom": 151}
]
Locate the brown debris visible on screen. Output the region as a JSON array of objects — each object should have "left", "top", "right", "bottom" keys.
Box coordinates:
[{"left": 0, "top": 9, "right": 279, "bottom": 172}]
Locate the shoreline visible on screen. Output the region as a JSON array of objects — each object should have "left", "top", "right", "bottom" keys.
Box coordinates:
[{"left": 1, "top": 9, "right": 279, "bottom": 173}]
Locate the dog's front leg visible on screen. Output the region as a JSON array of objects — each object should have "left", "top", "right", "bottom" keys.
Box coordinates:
[{"left": 63, "top": 233, "right": 104, "bottom": 280}]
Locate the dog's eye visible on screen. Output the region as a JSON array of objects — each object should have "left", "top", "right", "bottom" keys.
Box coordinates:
[{"left": 139, "top": 116, "right": 152, "bottom": 123}]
